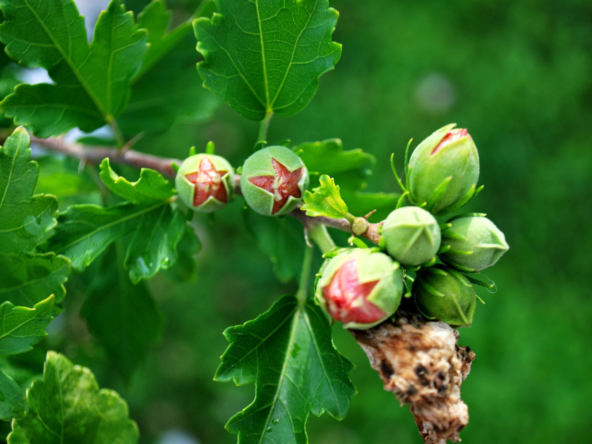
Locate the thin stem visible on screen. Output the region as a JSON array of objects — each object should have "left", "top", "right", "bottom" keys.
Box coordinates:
[
  {"left": 28, "top": 136, "right": 181, "bottom": 178},
  {"left": 296, "top": 245, "right": 314, "bottom": 305},
  {"left": 309, "top": 225, "right": 336, "bottom": 254},
  {"left": 258, "top": 112, "right": 273, "bottom": 144},
  {"left": 107, "top": 117, "right": 126, "bottom": 149}
]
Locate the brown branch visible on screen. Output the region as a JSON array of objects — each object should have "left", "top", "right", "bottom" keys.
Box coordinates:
[
  {"left": 30, "top": 136, "right": 181, "bottom": 179},
  {"left": 30, "top": 136, "right": 382, "bottom": 244},
  {"left": 352, "top": 311, "right": 475, "bottom": 444}
]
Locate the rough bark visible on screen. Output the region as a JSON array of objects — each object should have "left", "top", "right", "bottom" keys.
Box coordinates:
[{"left": 352, "top": 311, "right": 476, "bottom": 444}]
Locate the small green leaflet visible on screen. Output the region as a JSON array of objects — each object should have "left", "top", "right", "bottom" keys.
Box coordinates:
[
  {"left": 302, "top": 175, "right": 349, "bottom": 219},
  {"left": 0, "top": 0, "right": 147, "bottom": 137},
  {"left": 119, "top": 0, "right": 219, "bottom": 135},
  {"left": 82, "top": 248, "right": 163, "bottom": 383},
  {"left": 0, "top": 296, "right": 54, "bottom": 358},
  {"left": 216, "top": 295, "right": 355, "bottom": 444},
  {"left": 0, "top": 127, "right": 57, "bottom": 254},
  {"left": 8, "top": 352, "right": 140, "bottom": 443},
  {"left": 99, "top": 159, "right": 175, "bottom": 204},
  {"left": 243, "top": 208, "right": 305, "bottom": 283},
  {"left": 293, "top": 139, "right": 374, "bottom": 191},
  {"left": 194, "top": 0, "right": 341, "bottom": 120},
  {"left": 0, "top": 368, "right": 26, "bottom": 421},
  {"left": 124, "top": 205, "right": 186, "bottom": 283}
]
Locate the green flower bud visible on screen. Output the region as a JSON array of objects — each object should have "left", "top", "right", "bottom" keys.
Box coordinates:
[
  {"left": 441, "top": 215, "right": 509, "bottom": 272},
  {"left": 408, "top": 124, "right": 479, "bottom": 215},
  {"left": 175, "top": 154, "right": 234, "bottom": 213},
  {"left": 241, "top": 146, "right": 309, "bottom": 216},
  {"left": 413, "top": 265, "right": 476, "bottom": 327},
  {"left": 382, "top": 207, "right": 441, "bottom": 266},
  {"left": 316, "top": 249, "right": 403, "bottom": 330}
]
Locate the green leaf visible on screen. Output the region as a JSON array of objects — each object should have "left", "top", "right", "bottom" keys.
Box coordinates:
[
  {"left": 124, "top": 205, "right": 186, "bottom": 283},
  {"left": 119, "top": 0, "right": 219, "bottom": 135},
  {"left": 194, "top": 0, "right": 341, "bottom": 120},
  {"left": 134, "top": 0, "right": 193, "bottom": 81},
  {"left": 293, "top": 139, "right": 374, "bottom": 191},
  {"left": 0, "top": 0, "right": 147, "bottom": 137},
  {"left": 8, "top": 351, "right": 139, "bottom": 443},
  {"left": 44, "top": 201, "right": 168, "bottom": 272},
  {"left": 217, "top": 295, "right": 355, "bottom": 443},
  {"left": 243, "top": 208, "right": 305, "bottom": 283},
  {"left": 0, "top": 127, "right": 57, "bottom": 254},
  {"left": 302, "top": 175, "right": 349, "bottom": 219},
  {"left": 0, "top": 66, "right": 20, "bottom": 128},
  {"left": 0, "top": 296, "right": 54, "bottom": 358},
  {"left": 0, "top": 368, "right": 26, "bottom": 421},
  {"left": 0, "top": 253, "right": 69, "bottom": 308},
  {"left": 99, "top": 158, "right": 175, "bottom": 204},
  {"left": 81, "top": 248, "right": 162, "bottom": 382}
]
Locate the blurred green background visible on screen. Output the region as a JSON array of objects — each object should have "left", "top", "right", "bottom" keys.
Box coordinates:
[{"left": 6, "top": 0, "right": 592, "bottom": 443}]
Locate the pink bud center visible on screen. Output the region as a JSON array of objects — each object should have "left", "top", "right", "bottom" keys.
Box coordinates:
[
  {"left": 249, "top": 158, "right": 303, "bottom": 214},
  {"left": 185, "top": 157, "right": 228, "bottom": 207},
  {"left": 322, "top": 259, "right": 385, "bottom": 326},
  {"left": 432, "top": 128, "right": 470, "bottom": 155}
]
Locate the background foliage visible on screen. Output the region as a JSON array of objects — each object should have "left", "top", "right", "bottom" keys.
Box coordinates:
[{"left": 0, "top": 0, "right": 591, "bottom": 443}]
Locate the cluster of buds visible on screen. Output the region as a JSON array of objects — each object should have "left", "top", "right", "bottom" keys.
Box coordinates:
[
  {"left": 175, "top": 125, "right": 508, "bottom": 331},
  {"left": 382, "top": 124, "right": 509, "bottom": 328}
]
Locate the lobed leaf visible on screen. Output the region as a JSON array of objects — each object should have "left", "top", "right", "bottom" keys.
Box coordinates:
[
  {"left": 302, "top": 175, "right": 349, "bottom": 219},
  {"left": 216, "top": 295, "right": 355, "bottom": 443},
  {"left": 99, "top": 158, "right": 175, "bottom": 204},
  {"left": 44, "top": 201, "right": 168, "bottom": 272},
  {"left": 194, "top": 0, "right": 341, "bottom": 120},
  {"left": 8, "top": 351, "right": 139, "bottom": 443},
  {"left": 0, "top": 0, "right": 147, "bottom": 137},
  {"left": 293, "top": 139, "right": 374, "bottom": 191},
  {"left": 0, "top": 296, "right": 54, "bottom": 358},
  {"left": 81, "top": 248, "right": 163, "bottom": 382},
  {"left": 0, "top": 127, "right": 57, "bottom": 254}
]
